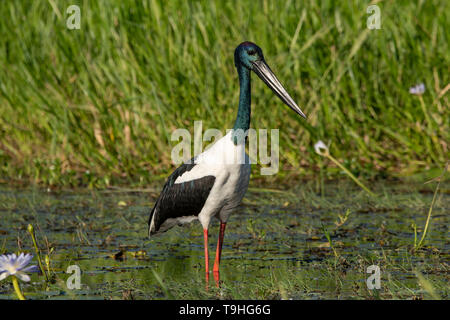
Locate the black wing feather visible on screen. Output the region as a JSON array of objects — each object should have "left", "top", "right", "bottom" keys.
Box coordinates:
[{"left": 148, "top": 162, "right": 215, "bottom": 235}]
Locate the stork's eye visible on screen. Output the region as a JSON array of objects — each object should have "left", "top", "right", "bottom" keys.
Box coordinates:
[{"left": 247, "top": 50, "right": 256, "bottom": 55}]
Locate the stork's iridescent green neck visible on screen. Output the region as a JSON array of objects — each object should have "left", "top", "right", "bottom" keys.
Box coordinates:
[{"left": 232, "top": 64, "right": 251, "bottom": 145}]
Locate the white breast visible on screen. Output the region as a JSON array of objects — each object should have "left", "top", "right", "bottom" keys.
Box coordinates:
[{"left": 174, "top": 131, "right": 251, "bottom": 229}]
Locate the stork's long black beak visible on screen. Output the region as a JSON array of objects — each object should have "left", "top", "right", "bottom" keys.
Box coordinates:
[{"left": 252, "top": 60, "right": 306, "bottom": 119}]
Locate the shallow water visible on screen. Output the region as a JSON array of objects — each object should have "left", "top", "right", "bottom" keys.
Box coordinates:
[{"left": 0, "top": 181, "right": 448, "bottom": 299}]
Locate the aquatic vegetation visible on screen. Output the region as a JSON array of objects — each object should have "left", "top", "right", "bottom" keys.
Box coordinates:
[
  {"left": 314, "top": 141, "right": 375, "bottom": 196},
  {"left": 27, "top": 224, "right": 48, "bottom": 281},
  {"left": 413, "top": 161, "right": 448, "bottom": 250},
  {"left": 0, "top": 253, "right": 39, "bottom": 300},
  {"left": 0, "top": 181, "right": 447, "bottom": 300}
]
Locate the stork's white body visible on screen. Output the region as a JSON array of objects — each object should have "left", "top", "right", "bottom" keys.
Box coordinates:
[{"left": 149, "top": 131, "right": 251, "bottom": 233}]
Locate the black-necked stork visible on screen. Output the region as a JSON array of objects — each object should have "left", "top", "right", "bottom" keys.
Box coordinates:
[{"left": 148, "top": 42, "right": 306, "bottom": 287}]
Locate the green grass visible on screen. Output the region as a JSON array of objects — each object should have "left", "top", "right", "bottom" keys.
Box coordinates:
[{"left": 0, "top": 0, "right": 448, "bottom": 187}]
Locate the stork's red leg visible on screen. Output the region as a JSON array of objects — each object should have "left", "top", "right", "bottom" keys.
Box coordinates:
[
  {"left": 213, "top": 222, "right": 227, "bottom": 287},
  {"left": 203, "top": 228, "right": 209, "bottom": 287}
]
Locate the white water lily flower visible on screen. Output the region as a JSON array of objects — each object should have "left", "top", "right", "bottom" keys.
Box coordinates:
[
  {"left": 314, "top": 140, "right": 329, "bottom": 156},
  {"left": 0, "top": 253, "right": 39, "bottom": 282},
  {"left": 409, "top": 83, "right": 425, "bottom": 95}
]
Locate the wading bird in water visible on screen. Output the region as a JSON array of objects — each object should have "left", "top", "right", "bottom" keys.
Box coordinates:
[{"left": 148, "top": 42, "right": 306, "bottom": 287}]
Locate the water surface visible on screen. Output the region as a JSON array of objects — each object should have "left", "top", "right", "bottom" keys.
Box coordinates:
[{"left": 0, "top": 181, "right": 448, "bottom": 299}]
